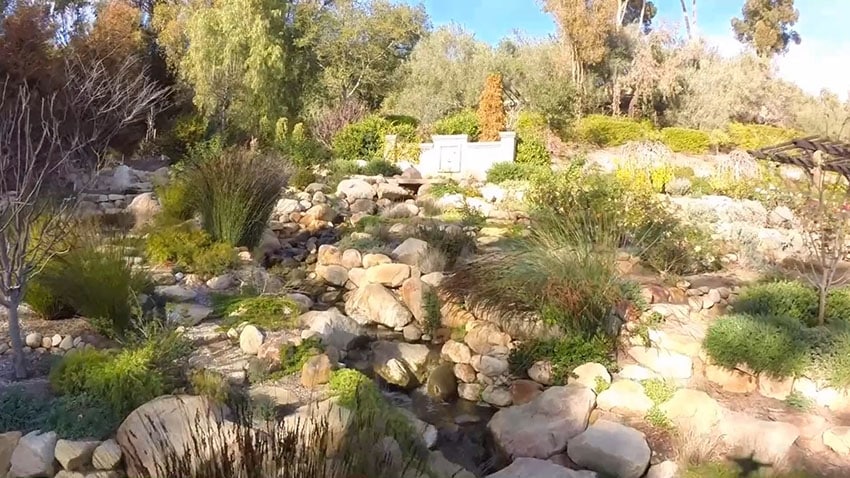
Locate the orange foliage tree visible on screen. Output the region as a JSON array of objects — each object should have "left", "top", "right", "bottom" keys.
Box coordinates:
[
  {"left": 0, "top": 3, "right": 58, "bottom": 91},
  {"left": 477, "top": 73, "right": 506, "bottom": 142},
  {"left": 75, "top": 0, "right": 144, "bottom": 68}
]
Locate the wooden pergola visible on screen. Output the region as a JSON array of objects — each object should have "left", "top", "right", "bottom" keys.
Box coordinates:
[{"left": 750, "top": 136, "right": 850, "bottom": 180}]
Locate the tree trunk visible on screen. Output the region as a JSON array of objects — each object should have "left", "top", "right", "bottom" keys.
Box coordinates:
[
  {"left": 679, "top": 0, "right": 693, "bottom": 39},
  {"left": 818, "top": 283, "right": 828, "bottom": 326},
  {"left": 5, "top": 290, "right": 28, "bottom": 379}
]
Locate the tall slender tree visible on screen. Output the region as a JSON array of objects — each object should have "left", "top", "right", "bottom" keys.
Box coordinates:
[{"left": 732, "top": 0, "right": 800, "bottom": 57}]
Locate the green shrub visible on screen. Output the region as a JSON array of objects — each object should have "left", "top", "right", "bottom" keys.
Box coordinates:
[
  {"left": 190, "top": 370, "right": 230, "bottom": 404},
  {"left": 184, "top": 147, "right": 289, "bottom": 248},
  {"left": 214, "top": 295, "right": 301, "bottom": 331},
  {"left": 508, "top": 335, "right": 613, "bottom": 385},
  {"left": 329, "top": 159, "right": 362, "bottom": 177},
  {"left": 332, "top": 115, "right": 391, "bottom": 161},
  {"left": 278, "top": 337, "right": 324, "bottom": 376},
  {"left": 515, "top": 138, "right": 551, "bottom": 166},
  {"left": 638, "top": 218, "right": 721, "bottom": 276},
  {"left": 413, "top": 223, "right": 476, "bottom": 268},
  {"left": 50, "top": 347, "right": 164, "bottom": 419},
  {"left": 645, "top": 406, "right": 671, "bottom": 429},
  {"left": 575, "top": 114, "right": 652, "bottom": 147},
  {"left": 156, "top": 179, "right": 195, "bottom": 222},
  {"left": 290, "top": 168, "right": 316, "bottom": 191},
  {"left": 277, "top": 123, "right": 329, "bottom": 167},
  {"left": 486, "top": 162, "right": 549, "bottom": 184},
  {"left": 159, "top": 113, "right": 209, "bottom": 159},
  {"left": 28, "top": 235, "right": 151, "bottom": 337},
  {"left": 427, "top": 181, "right": 466, "bottom": 198},
  {"left": 422, "top": 289, "right": 441, "bottom": 335},
  {"left": 383, "top": 114, "right": 419, "bottom": 129},
  {"left": 784, "top": 390, "right": 813, "bottom": 411},
  {"left": 434, "top": 110, "right": 480, "bottom": 140},
  {"left": 192, "top": 242, "right": 238, "bottom": 277},
  {"left": 515, "top": 111, "right": 547, "bottom": 139},
  {"left": 24, "top": 264, "right": 74, "bottom": 320},
  {"left": 660, "top": 127, "right": 710, "bottom": 154},
  {"left": 734, "top": 281, "right": 818, "bottom": 326},
  {"left": 360, "top": 159, "right": 401, "bottom": 177},
  {"left": 703, "top": 313, "right": 808, "bottom": 379},
  {"left": 329, "top": 369, "right": 379, "bottom": 409},
  {"left": 642, "top": 378, "right": 676, "bottom": 404},
  {"left": 46, "top": 393, "right": 120, "bottom": 440},
  {"left": 0, "top": 387, "right": 50, "bottom": 433},
  {"left": 727, "top": 122, "right": 799, "bottom": 150}
]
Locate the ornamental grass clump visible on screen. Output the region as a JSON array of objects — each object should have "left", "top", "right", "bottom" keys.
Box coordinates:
[{"left": 184, "top": 147, "right": 289, "bottom": 248}]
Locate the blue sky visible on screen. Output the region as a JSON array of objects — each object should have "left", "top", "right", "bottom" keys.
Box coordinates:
[{"left": 406, "top": 0, "right": 850, "bottom": 97}]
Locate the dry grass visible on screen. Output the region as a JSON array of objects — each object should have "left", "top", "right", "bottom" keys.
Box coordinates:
[{"left": 674, "top": 422, "right": 724, "bottom": 467}]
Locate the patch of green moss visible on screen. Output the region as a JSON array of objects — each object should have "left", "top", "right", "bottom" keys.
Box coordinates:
[{"left": 214, "top": 295, "right": 300, "bottom": 331}]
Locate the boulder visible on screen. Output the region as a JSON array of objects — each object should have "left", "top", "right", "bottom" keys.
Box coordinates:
[
  {"left": 482, "top": 385, "right": 513, "bottom": 407},
  {"left": 25, "top": 333, "right": 42, "bottom": 348},
  {"left": 287, "top": 293, "right": 313, "bottom": 313},
  {"left": 485, "top": 457, "right": 585, "bottom": 478},
  {"left": 167, "top": 303, "right": 213, "bottom": 326},
  {"left": 464, "top": 322, "right": 511, "bottom": 356},
  {"left": 316, "top": 265, "right": 349, "bottom": 287},
  {"left": 155, "top": 285, "right": 197, "bottom": 303},
  {"left": 569, "top": 363, "right": 611, "bottom": 391},
  {"left": 116, "top": 395, "right": 228, "bottom": 478},
  {"left": 337, "top": 179, "right": 375, "bottom": 200},
  {"left": 659, "top": 389, "right": 723, "bottom": 437},
  {"left": 347, "top": 268, "right": 367, "bottom": 288},
  {"left": 617, "top": 364, "right": 655, "bottom": 381},
  {"left": 823, "top": 427, "right": 850, "bottom": 455},
  {"left": 392, "top": 238, "right": 430, "bottom": 268},
  {"left": 0, "top": 431, "right": 21, "bottom": 478},
  {"left": 488, "top": 384, "right": 596, "bottom": 459},
  {"left": 397, "top": 408, "right": 438, "bottom": 449},
  {"left": 377, "top": 183, "right": 411, "bottom": 200},
  {"left": 126, "top": 192, "right": 160, "bottom": 226},
  {"left": 304, "top": 204, "right": 336, "bottom": 222},
  {"left": 364, "top": 263, "right": 411, "bottom": 287},
  {"left": 421, "top": 272, "right": 445, "bottom": 288},
  {"left": 371, "top": 341, "right": 431, "bottom": 388},
  {"left": 567, "top": 420, "right": 650, "bottom": 478},
  {"left": 705, "top": 364, "right": 756, "bottom": 393},
  {"left": 454, "top": 363, "right": 477, "bottom": 383},
  {"left": 341, "top": 249, "right": 363, "bottom": 269},
  {"left": 401, "top": 277, "right": 430, "bottom": 323},
  {"left": 510, "top": 379, "right": 543, "bottom": 406},
  {"left": 719, "top": 411, "right": 799, "bottom": 465},
  {"left": 301, "top": 354, "right": 333, "bottom": 388},
  {"left": 758, "top": 374, "right": 794, "bottom": 400},
  {"left": 403, "top": 324, "right": 422, "bottom": 342},
  {"left": 59, "top": 335, "right": 74, "bottom": 351},
  {"left": 529, "top": 360, "right": 554, "bottom": 385},
  {"left": 427, "top": 364, "right": 457, "bottom": 401},
  {"left": 9, "top": 430, "right": 57, "bottom": 478},
  {"left": 596, "top": 380, "right": 653, "bottom": 416},
  {"left": 458, "top": 383, "right": 482, "bottom": 402},
  {"left": 646, "top": 460, "right": 679, "bottom": 478},
  {"left": 239, "top": 325, "right": 264, "bottom": 355},
  {"left": 426, "top": 450, "right": 475, "bottom": 478},
  {"left": 627, "top": 346, "right": 692, "bottom": 379},
  {"left": 362, "top": 253, "right": 393, "bottom": 268},
  {"left": 206, "top": 274, "right": 235, "bottom": 291},
  {"left": 300, "top": 308, "right": 365, "bottom": 351},
  {"left": 317, "top": 244, "right": 343, "bottom": 266},
  {"left": 441, "top": 340, "right": 472, "bottom": 364},
  {"left": 273, "top": 198, "right": 301, "bottom": 217},
  {"left": 91, "top": 439, "right": 122, "bottom": 470},
  {"left": 345, "top": 283, "right": 413, "bottom": 328},
  {"left": 55, "top": 439, "right": 99, "bottom": 471},
  {"left": 350, "top": 198, "right": 377, "bottom": 214},
  {"left": 471, "top": 355, "right": 509, "bottom": 377}
]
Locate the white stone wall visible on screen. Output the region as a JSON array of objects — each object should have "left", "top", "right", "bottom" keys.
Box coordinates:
[{"left": 399, "top": 132, "right": 516, "bottom": 181}]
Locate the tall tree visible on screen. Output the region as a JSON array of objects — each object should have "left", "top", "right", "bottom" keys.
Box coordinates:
[
  {"left": 732, "top": 0, "right": 800, "bottom": 57},
  {"left": 617, "top": 0, "right": 657, "bottom": 32},
  {"left": 314, "top": 0, "right": 429, "bottom": 109},
  {"left": 543, "top": 0, "right": 617, "bottom": 86},
  {"left": 679, "top": 0, "right": 697, "bottom": 40}
]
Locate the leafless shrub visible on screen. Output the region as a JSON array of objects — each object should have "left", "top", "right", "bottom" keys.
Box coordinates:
[
  {"left": 620, "top": 140, "right": 673, "bottom": 169},
  {"left": 309, "top": 98, "right": 368, "bottom": 149},
  {"left": 715, "top": 150, "right": 760, "bottom": 181}
]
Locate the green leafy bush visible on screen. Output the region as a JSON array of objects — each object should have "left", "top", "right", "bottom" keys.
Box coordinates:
[
  {"left": 660, "top": 127, "right": 710, "bottom": 154},
  {"left": 145, "top": 225, "right": 236, "bottom": 277},
  {"left": 734, "top": 281, "right": 819, "bottom": 326},
  {"left": 703, "top": 313, "right": 808, "bottom": 379},
  {"left": 184, "top": 147, "right": 289, "bottom": 248},
  {"left": 156, "top": 179, "right": 195, "bottom": 222},
  {"left": 727, "top": 123, "right": 799, "bottom": 150},
  {"left": 277, "top": 123, "right": 329, "bottom": 167},
  {"left": 486, "top": 162, "right": 549, "bottom": 184},
  {"left": 159, "top": 113, "right": 210, "bottom": 159},
  {"left": 329, "top": 368, "right": 379, "bottom": 409},
  {"left": 360, "top": 159, "right": 401, "bottom": 177},
  {"left": 575, "top": 114, "right": 652, "bottom": 147},
  {"left": 434, "top": 110, "right": 480, "bottom": 140},
  {"left": 290, "top": 168, "right": 316, "bottom": 191},
  {"left": 279, "top": 337, "right": 324, "bottom": 376},
  {"left": 0, "top": 387, "right": 50, "bottom": 433},
  {"left": 24, "top": 264, "right": 74, "bottom": 320},
  {"left": 508, "top": 335, "right": 613, "bottom": 385},
  {"left": 213, "top": 295, "right": 301, "bottom": 331},
  {"left": 638, "top": 218, "right": 721, "bottom": 276},
  {"left": 515, "top": 138, "right": 550, "bottom": 166},
  {"left": 50, "top": 348, "right": 163, "bottom": 419},
  {"left": 515, "top": 111, "right": 547, "bottom": 138},
  {"left": 332, "top": 115, "right": 391, "bottom": 161},
  {"left": 46, "top": 393, "right": 120, "bottom": 440},
  {"left": 642, "top": 378, "right": 676, "bottom": 404}
]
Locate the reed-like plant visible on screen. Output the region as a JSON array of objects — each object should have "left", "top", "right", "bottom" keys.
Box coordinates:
[{"left": 184, "top": 147, "right": 289, "bottom": 248}]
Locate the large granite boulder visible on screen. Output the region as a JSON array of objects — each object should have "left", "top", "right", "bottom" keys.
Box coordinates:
[{"left": 567, "top": 419, "right": 650, "bottom": 478}]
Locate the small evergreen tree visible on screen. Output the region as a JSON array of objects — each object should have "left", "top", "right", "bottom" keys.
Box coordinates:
[{"left": 477, "top": 73, "right": 506, "bottom": 142}]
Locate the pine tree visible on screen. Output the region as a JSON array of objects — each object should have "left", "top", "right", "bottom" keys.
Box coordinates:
[{"left": 477, "top": 73, "right": 506, "bottom": 142}]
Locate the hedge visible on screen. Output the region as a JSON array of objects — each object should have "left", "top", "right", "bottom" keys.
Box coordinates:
[
  {"left": 726, "top": 123, "right": 799, "bottom": 151},
  {"left": 660, "top": 127, "right": 710, "bottom": 154},
  {"left": 575, "top": 115, "right": 653, "bottom": 147}
]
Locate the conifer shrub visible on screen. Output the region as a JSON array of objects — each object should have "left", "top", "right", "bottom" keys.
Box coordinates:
[
  {"left": 434, "top": 110, "right": 480, "bottom": 140},
  {"left": 660, "top": 127, "right": 710, "bottom": 154},
  {"left": 477, "top": 73, "right": 506, "bottom": 141},
  {"left": 575, "top": 114, "right": 653, "bottom": 147}
]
